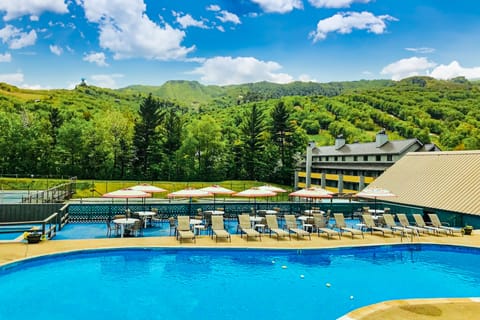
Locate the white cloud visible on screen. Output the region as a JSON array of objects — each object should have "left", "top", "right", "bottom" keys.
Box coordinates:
[
  {"left": 0, "top": 0, "right": 68, "bottom": 21},
  {"left": 175, "top": 13, "right": 208, "bottom": 29},
  {"left": 206, "top": 5, "right": 220, "bottom": 12},
  {"left": 0, "top": 25, "right": 37, "bottom": 49},
  {"left": 83, "top": 52, "right": 108, "bottom": 66},
  {"left": 308, "top": 0, "right": 370, "bottom": 8},
  {"left": 0, "top": 52, "right": 12, "bottom": 62},
  {"left": 405, "top": 47, "right": 435, "bottom": 54},
  {"left": 298, "top": 74, "right": 317, "bottom": 82},
  {"left": 251, "top": 0, "right": 303, "bottom": 13},
  {"left": 90, "top": 74, "right": 124, "bottom": 88},
  {"left": 81, "top": 0, "right": 194, "bottom": 60},
  {"left": 190, "top": 56, "right": 293, "bottom": 85},
  {"left": 49, "top": 44, "right": 63, "bottom": 56},
  {"left": 430, "top": 61, "right": 480, "bottom": 80},
  {"left": 217, "top": 10, "right": 241, "bottom": 24},
  {"left": 0, "top": 72, "right": 24, "bottom": 85},
  {"left": 381, "top": 57, "right": 437, "bottom": 80},
  {"left": 309, "top": 11, "right": 397, "bottom": 42}
]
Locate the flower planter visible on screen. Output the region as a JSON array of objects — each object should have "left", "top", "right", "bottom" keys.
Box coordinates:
[
  {"left": 464, "top": 227, "right": 473, "bottom": 236},
  {"left": 26, "top": 233, "right": 42, "bottom": 244}
]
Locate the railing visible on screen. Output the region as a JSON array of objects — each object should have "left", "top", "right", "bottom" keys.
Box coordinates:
[
  {"left": 0, "top": 212, "right": 58, "bottom": 239},
  {"left": 21, "top": 177, "right": 77, "bottom": 204}
]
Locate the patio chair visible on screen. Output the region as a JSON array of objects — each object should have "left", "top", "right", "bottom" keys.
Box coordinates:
[
  {"left": 176, "top": 216, "right": 195, "bottom": 243},
  {"left": 106, "top": 219, "right": 119, "bottom": 237},
  {"left": 284, "top": 215, "right": 311, "bottom": 240},
  {"left": 413, "top": 214, "right": 448, "bottom": 236},
  {"left": 362, "top": 214, "right": 393, "bottom": 237},
  {"left": 237, "top": 214, "right": 261, "bottom": 241},
  {"left": 211, "top": 215, "right": 231, "bottom": 242},
  {"left": 150, "top": 208, "right": 163, "bottom": 227},
  {"left": 396, "top": 213, "right": 429, "bottom": 235},
  {"left": 383, "top": 214, "right": 418, "bottom": 239},
  {"left": 168, "top": 217, "right": 176, "bottom": 236},
  {"left": 428, "top": 213, "right": 464, "bottom": 236},
  {"left": 312, "top": 213, "right": 340, "bottom": 240},
  {"left": 265, "top": 215, "right": 291, "bottom": 240},
  {"left": 333, "top": 213, "right": 364, "bottom": 239},
  {"left": 129, "top": 220, "right": 143, "bottom": 237}
]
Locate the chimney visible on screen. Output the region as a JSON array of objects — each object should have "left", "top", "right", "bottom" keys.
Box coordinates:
[
  {"left": 335, "top": 134, "right": 346, "bottom": 150},
  {"left": 375, "top": 128, "right": 388, "bottom": 147},
  {"left": 305, "top": 141, "right": 315, "bottom": 188}
]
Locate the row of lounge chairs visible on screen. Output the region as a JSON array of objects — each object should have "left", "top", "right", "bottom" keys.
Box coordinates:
[{"left": 176, "top": 212, "right": 464, "bottom": 243}]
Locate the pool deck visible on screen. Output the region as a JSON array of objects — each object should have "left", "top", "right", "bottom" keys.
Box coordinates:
[{"left": 1, "top": 230, "right": 480, "bottom": 319}]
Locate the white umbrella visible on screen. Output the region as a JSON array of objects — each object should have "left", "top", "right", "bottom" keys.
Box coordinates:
[
  {"left": 168, "top": 188, "right": 212, "bottom": 215},
  {"left": 129, "top": 184, "right": 167, "bottom": 210},
  {"left": 102, "top": 188, "right": 152, "bottom": 217},
  {"left": 289, "top": 187, "right": 333, "bottom": 213},
  {"left": 233, "top": 187, "right": 277, "bottom": 213},
  {"left": 356, "top": 186, "right": 396, "bottom": 213},
  {"left": 258, "top": 185, "right": 287, "bottom": 193},
  {"left": 199, "top": 185, "right": 235, "bottom": 208}
]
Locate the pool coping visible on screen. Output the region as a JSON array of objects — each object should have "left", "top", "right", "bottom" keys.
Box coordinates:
[{"left": 1, "top": 232, "right": 480, "bottom": 319}]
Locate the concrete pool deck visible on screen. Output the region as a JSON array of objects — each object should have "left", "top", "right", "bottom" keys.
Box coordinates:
[{"left": 1, "top": 230, "right": 479, "bottom": 319}]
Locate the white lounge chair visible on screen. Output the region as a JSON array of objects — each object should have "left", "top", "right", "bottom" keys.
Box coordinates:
[
  {"left": 265, "top": 215, "right": 291, "bottom": 240},
  {"left": 284, "top": 215, "right": 311, "bottom": 240},
  {"left": 333, "top": 213, "right": 364, "bottom": 239}
]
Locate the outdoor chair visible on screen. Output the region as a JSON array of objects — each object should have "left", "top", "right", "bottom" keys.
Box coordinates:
[
  {"left": 265, "top": 215, "right": 291, "bottom": 240},
  {"left": 284, "top": 215, "right": 311, "bottom": 240},
  {"left": 176, "top": 216, "right": 195, "bottom": 243},
  {"left": 211, "top": 215, "right": 231, "bottom": 242},
  {"left": 312, "top": 213, "right": 340, "bottom": 239},
  {"left": 333, "top": 213, "right": 364, "bottom": 239},
  {"left": 129, "top": 220, "right": 143, "bottom": 237},
  {"left": 168, "top": 217, "right": 176, "bottom": 236},
  {"left": 237, "top": 214, "right": 261, "bottom": 241},
  {"left": 106, "top": 219, "right": 120, "bottom": 237},
  {"left": 428, "top": 213, "right": 464, "bottom": 236},
  {"left": 362, "top": 214, "right": 393, "bottom": 237},
  {"left": 150, "top": 208, "right": 163, "bottom": 227},
  {"left": 413, "top": 214, "right": 449, "bottom": 236},
  {"left": 396, "top": 213, "right": 428, "bottom": 235},
  {"left": 383, "top": 214, "right": 418, "bottom": 240}
]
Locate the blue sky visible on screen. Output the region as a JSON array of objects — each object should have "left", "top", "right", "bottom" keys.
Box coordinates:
[{"left": 0, "top": 0, "right": 479, "bottom": 89}]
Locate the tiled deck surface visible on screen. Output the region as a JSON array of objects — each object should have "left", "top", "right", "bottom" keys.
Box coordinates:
[{"left": 1, "top": 230, "right": 479, "bottom": 319}]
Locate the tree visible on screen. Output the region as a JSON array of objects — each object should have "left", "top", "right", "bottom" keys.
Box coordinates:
[
  {"left": 240, "top": 104, "right": 266, "bottom": 180},
  {"left": 133, "top": 94, "right": 163, "bottom": 179}
]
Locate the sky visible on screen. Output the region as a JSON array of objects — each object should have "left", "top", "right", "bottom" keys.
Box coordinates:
[{"left": 0, "top": 0, "right": 479, "bottom": 89}]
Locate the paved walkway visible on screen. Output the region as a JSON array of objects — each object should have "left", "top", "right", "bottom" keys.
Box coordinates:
[{"left": 1, "top": 230, "right": 479, "bottom": 319}]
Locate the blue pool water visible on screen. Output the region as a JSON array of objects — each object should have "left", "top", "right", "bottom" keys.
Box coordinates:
[{"left": 1, "top": 244, "right": 479, "bottom": 319}]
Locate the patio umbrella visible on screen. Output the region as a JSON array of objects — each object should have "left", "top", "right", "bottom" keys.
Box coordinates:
[
  {"left": 129, "top": 184, "right": 167, "bottom": 210},
  {"left": 233, "top": 187, "right": 277, "bottom": 214},
  {"left": 167, "top": 187, "right": 212, "bottom": 215},
  {"left": 102, "top": 189, "right": 152, "bottom": 218},
  {"left": 259, "top": 184, "right": 287, "bottom": 203},
  {"left": 199, "top": 185, "right": 235, "bottom": 208},
  {"left": 355, "top": 186, "right": 396, "bottom": 214},
  {"left": 289, "top": 187, "right": 334, "bottom": 213}
]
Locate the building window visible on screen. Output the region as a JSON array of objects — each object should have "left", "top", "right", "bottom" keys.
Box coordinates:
[
  {"left": 387, "top": 155, "right": 393, "bottom": 161},
  {"left": 363, "top": 155, "right": 368, "bottom": 161},
  {"left": 325, "top": 156, "right": 329, "bottom": 161},
  {"left": 354, "top": 156, "right": 358, "bottom": 161},
  {"left": 334, "top": 156, "right": 338, "bottom": 161},
  {"left": 376, "top": 155, "right": 381, "bottom": 161}
]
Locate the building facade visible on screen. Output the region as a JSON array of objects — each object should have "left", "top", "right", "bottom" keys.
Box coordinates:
[{"left": 295, "top": 130, "right": 440, "bottom": 193}]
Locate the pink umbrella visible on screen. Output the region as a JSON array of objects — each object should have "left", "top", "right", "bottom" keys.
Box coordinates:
[
  {"left": 199, "top": 185, "right": 235, "bottom": 207},
  {"left": 289, "top": 187, "right": 333, "bottom": 213},
  {"left": 356, "top": 186, "right": 396, "bottom": 213},
  {"left": 233, "top": 187, "right": 277, "bottom": 213},
  {"left": 258, "top": 185, "right": 287, "bottom": 193},
  {"left": 168, "top": 188, "right": 212, "bottom": 215},
  {"left": 102, "top": 188, "right": 152, "bottom": 215},
  {"left": 129, "top": 184, "right": 167, "bottom": 210},
  {"left": 289, "top": 187, "right": 333, "bottom": 199},
  {"left": 129, "top": 184, "right": 167, "bottom": 193}
]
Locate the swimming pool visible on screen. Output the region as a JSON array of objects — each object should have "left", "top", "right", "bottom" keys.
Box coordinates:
[{"left": 1, "top": 244, "right": 479, "bottom": 319}]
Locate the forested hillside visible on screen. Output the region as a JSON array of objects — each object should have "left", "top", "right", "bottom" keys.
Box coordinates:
[{"left": 0, "top": 77, "right": 478, "bottom": 183}]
